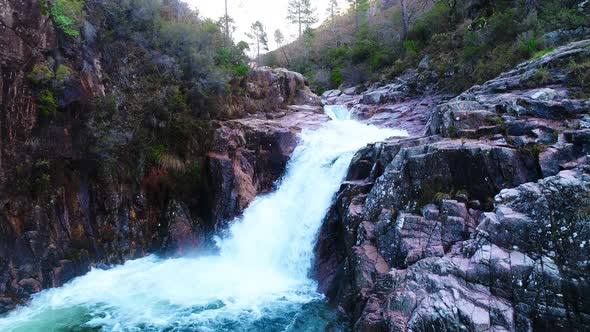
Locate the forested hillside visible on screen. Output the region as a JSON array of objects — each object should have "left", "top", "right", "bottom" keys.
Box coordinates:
[{"left": 265, "top": 0, "right": 589, "bottom": 93}]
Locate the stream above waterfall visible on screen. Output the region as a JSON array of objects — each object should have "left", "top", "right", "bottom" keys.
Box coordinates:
[{"left": 0, "top": 107, "right": 407, "bottom": 332}]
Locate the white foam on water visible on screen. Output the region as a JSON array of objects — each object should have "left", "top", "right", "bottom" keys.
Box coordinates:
[
  {"left": 0, "top": 106, "right": 407, "bottom": 332},
  {"left": 324, "top": 105, "right": 352, "bottom": 121}
]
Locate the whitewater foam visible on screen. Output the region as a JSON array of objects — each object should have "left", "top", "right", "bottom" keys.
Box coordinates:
[{"left": 0, "top": 106, "right": 407, "bottom": 331}]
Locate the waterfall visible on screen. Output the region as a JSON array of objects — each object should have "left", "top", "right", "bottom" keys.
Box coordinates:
[{"left": 0, "top": 107, "right": 407, "bottom": 332}]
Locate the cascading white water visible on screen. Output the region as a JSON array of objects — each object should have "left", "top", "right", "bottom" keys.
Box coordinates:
[
  {"left": 0, "top": 107, "right": 407, "bottom": 332},
  {"left": 323, "top": 105, "right": 352, "bottom": 121}
]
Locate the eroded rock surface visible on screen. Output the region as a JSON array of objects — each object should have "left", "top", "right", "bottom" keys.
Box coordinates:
[
  {"left": 315, "top": 40, "right": 590, "bottom": 331},
  {"left": 0, "top": 0, "right": 325, "bottom": 312}
]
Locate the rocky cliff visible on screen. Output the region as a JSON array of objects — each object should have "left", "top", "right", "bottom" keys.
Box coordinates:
[
  {"left": 315, "top": 40, "right": 590, "bottom": 331},
  {"left": 0, "top": 0, "right": 322, "bottom": 313}
]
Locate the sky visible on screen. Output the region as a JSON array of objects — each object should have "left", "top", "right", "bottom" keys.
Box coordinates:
[{"left": 185, "top": 0, "right": 335, "bottom": 52}]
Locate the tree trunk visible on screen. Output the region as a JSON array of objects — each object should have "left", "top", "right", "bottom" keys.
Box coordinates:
[
  {"left": 331, "top": 2, "right": 337, "bottom": 47},
  {"left": 224, "top": 0, "right": 229, "bottom": 46},
  {"left": 298, "top": 9, "right": 302, "bottom": 38},
  {"left": 401, "top": 0, "right": 408, "bottom": 38},
  {"left": 354, "top": 1, "right": 359, "bottom": 33}
]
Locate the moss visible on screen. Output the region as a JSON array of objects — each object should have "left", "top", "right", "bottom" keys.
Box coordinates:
[
  {"left": 533, "top": 48, "right": 555, "bottom": 59},
  {"left": 485, "top": 114, "right": 505, "bottom": 126},
  {"left": 518, "top": 143, "right": 547, "bottom": 158}
]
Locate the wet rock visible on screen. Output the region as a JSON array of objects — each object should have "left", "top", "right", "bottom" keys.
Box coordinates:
[
  {"left": 206, "top": 110, "right": 328, "bottom": 229},
  {"left": 321, "top": 89, "right": 342, "bottom": 99},
  {"left": 160, "top": 201, "right": 201, "bottom": 256}
]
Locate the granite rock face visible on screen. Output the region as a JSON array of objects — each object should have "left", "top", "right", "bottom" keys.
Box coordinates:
[
  {"left": 0, "top": 0, "right": 324, "bottom": 313},
  {"left": 315, "top": 40, "right": 590, "bottom": 331}
]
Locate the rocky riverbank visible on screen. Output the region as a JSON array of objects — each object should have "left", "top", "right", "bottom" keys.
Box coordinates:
[{"left": 314, "top": 39, "right": 590, "bottom": 331}]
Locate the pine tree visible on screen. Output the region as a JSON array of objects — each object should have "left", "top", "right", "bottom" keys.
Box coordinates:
[
  {"left": 247, "top": 21, "right": 269, "bottom": 65},
  {"left": 274, "top": 29, "right": 290, "bottom": 67},
  {"left": 347, "top": 0, "right": 369, "bottom": 34},
  {"left": 287, "top": 0, "right": 318, "bottom": 38},
  {"left": 274, "top": 29, "right": 284, "bottom": 49},
  {"left": 326, "top": 0, "right": 340, "bottom": 45}
]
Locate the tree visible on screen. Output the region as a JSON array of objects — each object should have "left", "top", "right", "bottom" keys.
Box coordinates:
[
  {"left": 401, "top": 0, "right": 408, "bottom": 37},
  {"left": 287, "top": 0, "right": 318, "bottom": 38},
  {"left": 38, "top": 0, "right": 86, "bottom": 36},
  {"left": 224, "top": 0, "right": 229, "bottom": 43},
  {"left": 347, "top": 0, "right": 369, "bottom": 34},
  {"left": 274, "top": 29, "right": 284, "bottom": 48},
  {"left": 217, "top": 14, "right": 236, "bottom": 44},
  {"left": 274, "top": 29, "right": 290, "bottom": 67},
  {"left": 326, "top": 0, "right": 340, "bottom": 45},
  {"left": 247, "top": 21, "right": 268, "bottom": 65}
]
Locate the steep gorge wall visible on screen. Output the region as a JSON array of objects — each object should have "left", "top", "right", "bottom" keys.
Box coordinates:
[
  {"left": 315, "top": 40, "right": 590, "bottom": 331},
  {"left": 0, "top": 0, "right": 322, "bottom": 312}
]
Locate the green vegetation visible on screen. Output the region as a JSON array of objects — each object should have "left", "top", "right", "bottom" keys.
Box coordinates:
[
  {"left": 38, "top": 0, "right": 85, "bottom": 36},
  {"left": 55, "top": 65, "right": 73, "bottom": 83},
  {"left": 101, "top": 0, "right": 249, "bottom": 118},
  {"left": 27, "top": 64, "right": 53, "bottom": 85},
  {"left": 166, "top": 87, "right": 188, "bottom": 113},
  {"left": 38, "top": 90, "right": 57, "bottom": 117},
  {"left": 527, "top": 66, "right": 551, "bottom": 87},
  {"left": 518, "top": 143, "right": 547, "bottom": 158},
  {"left": 533, "top": 48, "right": 555, "bottom": 59},
  {"left": 148, "top": 144, "right": 166, "bottom": 165},
  {"left": 264, "top": 0, "right": 589, "bottom": 93},
  {"left": 568, "top": 58, "right": 590, "bottom": 97}
]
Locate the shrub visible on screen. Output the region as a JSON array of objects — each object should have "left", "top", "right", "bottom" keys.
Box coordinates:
[
  {"left": 330, "top": 68, "right": 344, "bottom": 87},
  {"left": 527, "top": 66, "right": 551, "bottom": 87},
  {"left": 186, "top": 161, "right": 201, "bottom": 184},
  {"left": 403, "top": 40, "right": 419, "bottom": 57},
  {"left": 326, "top": 46, "right": 350, "bottom": 67},
  {"left": 148, "top": 144, "right": 166, "bottom": 164},
  {"left": 486, "top": 9, "right": 518, "bottom": 44},
  {"left": 27, "top": 63, "right": 53, "bottom": 85},
  {"left": 461, "top": 30, "right": 487, "bottom": 62},
  {"left": 540, "top": 1, "right": 589, "bottom": 30},
  {"left": 93, "top": 94, "right": 117, "bottom": 117},
  {"left": 38, "top": 89, "right": 57, "bottom": 117},
  {"left": 55, "top": 65, "right": 73, "bottom": 83},
  {"left": 233, "top": 64, "right": 250, "bottom": 77},
  {"left": 409, "top": 2, "right": 451, "bottom": 42},
  {"left": 533, "top": 48, "right": 554, "bottom": 59},
  {"left": 166, "top": 88, "right": 188, "bottom": 113},
  {"left": 568, "top": 59, "right": 590, "bottom": 97},
  {"left": 351, "top": 39, "right": 380, "bottom": 64},
  {"left": 519, "top": 37, "right": 540, "bottom": 57},
  {"left": 39, "top": 0, "right": 86, "bottom": 36}
]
